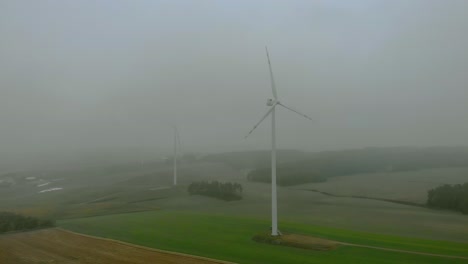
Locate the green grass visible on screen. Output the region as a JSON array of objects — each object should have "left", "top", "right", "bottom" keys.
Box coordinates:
[
  {"left": 284, "top": 221, "right": 468, "bottom": 257},
  {"left": 59, "top": 210, "right": 468, "bottom": 264}
]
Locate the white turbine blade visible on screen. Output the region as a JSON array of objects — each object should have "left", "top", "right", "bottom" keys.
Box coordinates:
[
  {"left": 245, "top": 105, "right": 276, "bottom": 139},
  {"left": 175, "top": 126, "right": 181, "bottom": 147},
  {"left": 278, "top": 103, "right": 313, "bottom": 121},
  {"left": 175, "top": 126, "right": 182, "bottom": 154},
  {"left": 265, "top": 46, "right": 278, "bottom": 100}
]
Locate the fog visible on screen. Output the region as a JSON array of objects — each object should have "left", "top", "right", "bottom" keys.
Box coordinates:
[{"left": 1, "top": 0, "right": 467, "bottom": 168}]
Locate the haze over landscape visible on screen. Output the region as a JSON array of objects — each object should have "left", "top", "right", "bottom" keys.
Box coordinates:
[
  {"left": 1, "top": 0, "right": 468, "bottom": 169},
  {"left": 1, "top": 1, "right": 468, "bottom": 264}
]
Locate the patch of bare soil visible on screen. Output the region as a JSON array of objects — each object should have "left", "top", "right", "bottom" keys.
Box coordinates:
[
  {"left": 252, "top": 232, "right": 338, "bottom": 251},
  {"left": 0, "top": 228, "right": 234, "bottom": 264},
  {"left": 280, "top": 234, "right": 339, "bottom": 250}
]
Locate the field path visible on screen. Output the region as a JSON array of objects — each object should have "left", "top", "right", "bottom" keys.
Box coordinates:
[
  {"left": 338, "top": 242, "right": 468, "bottom": 260},
  {"left": 0, "top": 228, "right": 235, "bottom": 264}
]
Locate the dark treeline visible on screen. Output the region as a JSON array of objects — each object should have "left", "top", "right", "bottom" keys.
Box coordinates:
[
  {"left": 427, "top": 183, "right": 468, "bottom": 214},
  {"left": 248, "top": 167, "right": 326, "bottom": 186},
  {"left": 202, "top": 150, "right": 307, "bottom": 170},
  {"left": 248, "top": 147, "right": 468, "bottom": 185},
  {"left": 0, "top": 212, "right": 55, "bottom": 233},
  {"left": 188, "top": 181, "right": 243, "bottom": 201}
]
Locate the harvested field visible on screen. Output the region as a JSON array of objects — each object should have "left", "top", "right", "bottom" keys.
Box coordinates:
[{"left": 0, "top": 228, "right": 233, "bottom": 264}]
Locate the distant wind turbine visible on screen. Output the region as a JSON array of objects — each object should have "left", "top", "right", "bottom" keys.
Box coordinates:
[
  {"left": 245, "top": 47, "right": 313, "bottom": 236},
  {"left": 173, "top": 125, "right": 181, "bottom": 186}
]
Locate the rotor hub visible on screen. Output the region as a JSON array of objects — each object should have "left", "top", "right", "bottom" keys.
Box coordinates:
[{"left": 267, "top": 99, "right": 276, "bottom": 106}]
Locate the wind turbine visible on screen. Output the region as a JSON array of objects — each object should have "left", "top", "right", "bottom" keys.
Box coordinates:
[
  {"left": 172, "top": 125, "right": 181, "bottom": 186},
  {"left": 245, "top": 47, "right": 313, "bottom": 236}
]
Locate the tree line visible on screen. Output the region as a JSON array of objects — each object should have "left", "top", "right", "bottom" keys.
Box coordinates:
[
  {"left": 0, "top": 212, "right": 55, "bottom": 233},
  {"left": 427, "top": 183, "right": 468, "bottom": 214},
  {"left": 202, "top": 150, "right": 306, "bottom": 170},
  {"left": 188, "top": 181, "right": 242, "bottom": 201},
  {"left": 248, "top": 147, "right": 468, "bottom": 186},
  {"left": 247, "top": 167, "right": 326, "bottom": 186}
]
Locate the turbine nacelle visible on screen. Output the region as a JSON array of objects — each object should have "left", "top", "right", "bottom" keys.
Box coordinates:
[{"left": 267, "top": 99, "right": 277, "bottom": 106}]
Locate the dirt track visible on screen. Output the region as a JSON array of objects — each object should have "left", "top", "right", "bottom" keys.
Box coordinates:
[{"left": 0, "top": 228, "right": 234, "bottom": 264}]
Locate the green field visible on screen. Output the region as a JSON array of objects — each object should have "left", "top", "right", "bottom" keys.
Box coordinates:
[
  {"left": 4, "top": 155, "right": 468, "bottom": 263},
  {"left": 59, "top": 210, "right": 468, "bottom": 264}
]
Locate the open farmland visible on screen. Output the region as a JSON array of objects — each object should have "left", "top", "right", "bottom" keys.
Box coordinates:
[
  {"left": 0, "top": 161, "right": 243, "bottom": 219},
  {"left": 0, "top": 228, "right": 232, "bottom": 264},
  {"left": 1, "top": 160, "right": 468, "bottom": 264},
  {"left": 59, "top": 211, "right": 468, "bottom": 264},
  {"left": 294, "top": 167, "right": 468, "bottom": 204},
  {"left": 145, "top": 179, "right": 468, "bottom": 243},
  {"left": 2, "top": 0, "right": 468, "bottom": 262},
  {"left": 2, "top": 154, "right": 468, "bottom": 263},
  {"left": 2, "top": 159, "right": 468, "bottom": 243}
]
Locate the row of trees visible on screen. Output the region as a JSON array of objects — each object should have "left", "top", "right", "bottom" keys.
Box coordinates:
[
  {"left": 248, "top": 147, "right": 468, "bottom": 186},
  {"left": 427, "top": 183, "right": 468, "bottom": 214},
  {"left": 0, "top": 212, "right": 55, "bottom": 233},
  {"left": 188, "top": 181, "right": 243, "bottom": 201},
  {"left": 202, "top": 150, "right": 306, "bottom": 170},
  {"left": 247, "top": 167, "right": 326, "bottom": 186}
]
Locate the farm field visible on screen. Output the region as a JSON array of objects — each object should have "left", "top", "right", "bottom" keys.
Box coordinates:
[
  {"left": 2, "top": 161, "right": 468, "bottom": 243},
  {"left": 0, "top": 161, "right": 243, "bottom": 219},
  {"left": 148, "top": 179, "right": 468, "bottom": 243},
  {"left": 294, "top": 167, "right": 468, "bottom": 204},
  {"left": 59, "top": 210, "right": 468, "bottom": 264},
  {"left": 0, "top": 228, "right": 231, "bottom": 264},
  {"left": 3, "top": 158, "right": 468, "bottom": 263}
]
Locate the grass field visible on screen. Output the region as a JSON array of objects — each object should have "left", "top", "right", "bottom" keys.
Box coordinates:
[
  {"left": 144, "top": 180, "right": 468, "bottom": 243},
  {"left": 59, "top": 211, "right": 468, "bottom": 264},
  {"left": 4, "top": 160, "right": 468, "bottom": 263},
  {"left": 3, "top": 163, "right": 468, "bottom": 243}
]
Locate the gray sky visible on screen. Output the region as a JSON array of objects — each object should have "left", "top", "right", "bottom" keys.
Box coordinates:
[{"left": 1, "top": 0, "right": 467, "bottom": 165}]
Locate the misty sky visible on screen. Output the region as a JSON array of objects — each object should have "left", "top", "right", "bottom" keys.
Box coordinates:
[{"left": 1, "top": 0, "right": 467, "bottom": 165}]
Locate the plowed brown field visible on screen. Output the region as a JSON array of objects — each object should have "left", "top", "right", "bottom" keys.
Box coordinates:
[{"left": 0, "top": 228, "right": 234, "bottom": 264}]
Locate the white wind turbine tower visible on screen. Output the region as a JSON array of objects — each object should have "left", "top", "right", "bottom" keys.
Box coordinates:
[
  {"left": 245, "top": 47, "right": 313, "bottom": 236},
  {"left": 172, "top": 126, "right": 181, "bottom": 186}
]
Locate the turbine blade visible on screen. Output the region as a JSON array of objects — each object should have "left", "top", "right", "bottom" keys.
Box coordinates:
[
  {"left": 245, "top": 105, "right": 276, "bottom": 139},
  {"left": 172, "top": 125, "right": 182, "bottom": 157},
  {"left": 175, "top": 126, "right": 182, "bottom": 152},
  {"left": 278, "top": 103, "right": 313, "bottom": 121},
  {"left": 266, "top": 46, "right": 278, "bottom": 100}
]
